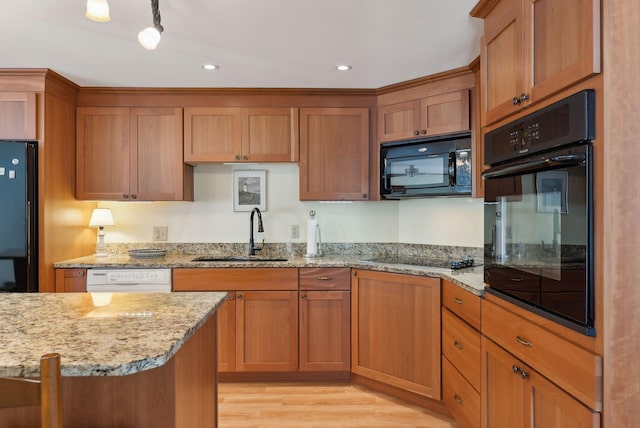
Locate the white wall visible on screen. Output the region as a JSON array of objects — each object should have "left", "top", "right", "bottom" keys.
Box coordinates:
[{"left": 100, "top": 163, "right": 483, "bottom": 247}]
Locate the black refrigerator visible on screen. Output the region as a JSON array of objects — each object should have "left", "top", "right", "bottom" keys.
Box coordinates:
[{"left": 0, "top": 141, "right": 38, "bottom": 292}]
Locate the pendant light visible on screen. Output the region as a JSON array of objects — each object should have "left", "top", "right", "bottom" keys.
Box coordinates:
[{"left": 86, "top": 0, "right": 110, "bottom": 22}]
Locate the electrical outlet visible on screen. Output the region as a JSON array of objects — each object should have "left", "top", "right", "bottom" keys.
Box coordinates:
[
  {"left": 153, "top": 226, "right": 168, "bottom": 242},
  {"left": 291, "top": 224, "right": 300, "bottom": 239}
]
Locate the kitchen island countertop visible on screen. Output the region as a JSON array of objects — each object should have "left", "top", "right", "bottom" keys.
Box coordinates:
[
  {"left": 0, "top": 291, "right": 226, "bottom": 377},
  {"left": 54, "top": 254, "right": 485, "bottom": 296}
]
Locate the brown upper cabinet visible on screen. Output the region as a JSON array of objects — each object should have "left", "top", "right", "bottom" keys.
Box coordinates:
[
  {"left": 0, "top": 92, "right": 37, "bottom": 140},
  {"left": 76, "top": 106, "right": 193, "bottom": 201},
  {"left": 184, "top": 107, "right": 299, "bottom": 163},
  {"left": 378, "top": 89, "right": 470, "bottom": 142},
  {"left": 472, "top": 0, "right": 601, "bottom": 126},
  {"left": 299, "top": 107, "right": 370, "bottom": 201}
]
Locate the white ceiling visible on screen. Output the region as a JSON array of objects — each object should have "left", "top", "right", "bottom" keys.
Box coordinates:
[{"left": 0, "top": 0, "right": 483, "bottom": 89}]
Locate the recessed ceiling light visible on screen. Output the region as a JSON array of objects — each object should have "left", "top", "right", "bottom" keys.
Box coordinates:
[
  {"left": 202, "top": 64, "right": 219, "bottom": 71},
  {"left": 335, "top": 65, "right": 352, "bottom": 71}
]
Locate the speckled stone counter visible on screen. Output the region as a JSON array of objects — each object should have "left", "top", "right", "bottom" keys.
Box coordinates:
[
  {"left": 0, "top": 292, "right": 226, "bottom": 377},
  {"left": 54, "top": 254, "right": 486, "bottom": 296}
]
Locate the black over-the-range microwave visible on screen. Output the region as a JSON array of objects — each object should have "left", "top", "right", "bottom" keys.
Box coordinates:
[{"left": 380, "top": 132, "right": 472, "bottom": 199}]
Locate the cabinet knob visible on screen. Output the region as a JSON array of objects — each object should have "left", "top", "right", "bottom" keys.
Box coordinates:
[
  {"left": 512, "top": 97, "right": 521, "bottom": 105},
  {"left": 521, "top": 370, "right": 529, "bottom": 379},
  {"left": 242, "top": 155, "right": 249, "bottom": 160},
  {"left": 77, "top": 271, "right": 85, "bottom": 277},
  {"left": 235, "top": 155, "right": 241, "bottom": 160},
  {"left": 237, "top": 293, "right": 243, "bottom": 299},
  {"left": 413, "top": 130, "right": 420, "bottom": 136},
  {"left": 301, "top": 294, "right": 307, "bottom": 299},
  {"left": 453, "top": 341, "right": 463, "bottom": 350},
  {"left": 131, "top": 194, "right": 137, "bottom": 200},
  {"left": 520, "top": 93, "right": 530, "bottom": 102},
  {"left": 362, "top": 193, "right": 367, "bottom": 199},
  {"left": 123, "top": 194, "right": 129, "bottom": 199},
  {"left": 512, "top": 365, "right": 520, "bottom": 374},
  {"left": 454, "top": 394, "right": 463, "bottom": 405},
  {"left": 226, "top": 294, "right": 234, "bottom": 301},
  {"left": 420, "top": 129, "right": 427, "bottom": 135}
]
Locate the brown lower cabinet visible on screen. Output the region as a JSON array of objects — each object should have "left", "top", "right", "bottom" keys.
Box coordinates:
[
  {"left": 54, "top": 268, "right": 87, "bottom": 292},
  {"left": 351, "top": 269, "right": 441, "bottom": 399},
  {"left": 482, "top": 337, "right": 600, "bottom": 428},
  {"left": 174, "top": 267, "right": 351, "bottom": 376}
]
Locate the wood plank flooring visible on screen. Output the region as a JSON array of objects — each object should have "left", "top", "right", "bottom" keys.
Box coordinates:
[{"left": 218, "top": 382, "right": 457, "bottom": 428}]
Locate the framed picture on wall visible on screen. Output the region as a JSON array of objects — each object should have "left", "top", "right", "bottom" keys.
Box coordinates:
[
  {"left": 536, "top": 170, "right": 568, "bottom": 214},
  {"left": 233, "top": 170, "right": 266, "bottom": 212}
]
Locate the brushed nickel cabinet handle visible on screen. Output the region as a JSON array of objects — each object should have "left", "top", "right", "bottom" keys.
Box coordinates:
[
  {"left": 454, "top": 341, "right": 463, "bottom": 350},
  {"left": 454, "top": 394, "right": 463, "bottom": 404},
  {"left": 317, "top": 276, "right": 330, "bottom": 281},
  {"left": 453, "top": 297, "right": 464, "bottom": 304},
  {"left": 516, "top": 336, "right": 533, "bottom": 347}
]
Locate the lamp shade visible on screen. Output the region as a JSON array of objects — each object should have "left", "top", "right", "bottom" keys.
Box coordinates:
[
  {"left": 89, "top": 208, "right": 115, "bottom": 227},
  {"left": 86, "top": 0, "right": 111, "bottom": 22}
]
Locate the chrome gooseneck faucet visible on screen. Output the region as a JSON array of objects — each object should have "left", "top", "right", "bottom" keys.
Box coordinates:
[{"left": 249, "top": 207, "right": 264, "bottom": 256}]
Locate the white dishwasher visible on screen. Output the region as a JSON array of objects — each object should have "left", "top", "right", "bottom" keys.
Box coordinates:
[{"left": 86, "top": 269, "right": 172, "bottom": 293}]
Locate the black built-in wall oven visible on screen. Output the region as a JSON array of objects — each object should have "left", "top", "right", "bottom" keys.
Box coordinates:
[{"left": 483, "top": 90, "right": 595, "bottom": 336}]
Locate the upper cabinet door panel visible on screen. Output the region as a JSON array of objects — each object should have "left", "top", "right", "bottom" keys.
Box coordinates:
[
  {"left": 184, "top": 107, "right": 242, "bottom": 163},
  {"left": 527, "top": 0, "right": 601, "bottom": 102},
  {"left": 0, "top": 92, "right": 37, "bottom": 140},
  {"left": 378, "top": 100, "right": 421, "bottom": 142},
  {"left": 242, "top": 107, "right": 299, "bottom": 162},
  {"left": 482, "top": 0, "right": 523, "bottom": 125},
  {"left": 131, "top": 107, "right": 185, "bottom": 201},
  {"left": 420, "top": 89, "right": 470, "bottom": 136},
  {"left": 299, "top": 108, "right": 369, "bottom": 201},
  {"left": 76, "top": 107, "right": 130, "bottom": 200}
]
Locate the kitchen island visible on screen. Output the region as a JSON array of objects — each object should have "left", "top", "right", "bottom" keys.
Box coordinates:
[{"left": 0, "top": 292, "right": 226, "bottom": 428}]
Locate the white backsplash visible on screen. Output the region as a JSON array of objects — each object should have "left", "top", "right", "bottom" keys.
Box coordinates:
[{"left": 99, "top": 163, "right": 483, "bottom": 247}]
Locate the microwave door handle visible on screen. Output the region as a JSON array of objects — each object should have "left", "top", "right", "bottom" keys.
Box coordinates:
[{"left": 448, "top": 153, "right": 455, "bottom": 186}]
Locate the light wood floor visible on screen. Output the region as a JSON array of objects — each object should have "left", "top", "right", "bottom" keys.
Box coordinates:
[{"left": 218, "top": 382, "right": 458, "bottom": 428}]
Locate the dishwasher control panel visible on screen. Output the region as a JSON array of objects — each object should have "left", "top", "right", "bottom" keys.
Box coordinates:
[{"left": 87, "top": 269, "right": 172, "bottom": 292}]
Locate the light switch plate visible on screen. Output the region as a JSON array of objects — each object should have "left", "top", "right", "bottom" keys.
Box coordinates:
[
  {"left": 153, "top": 226, "right": 168, "bottom": 242},
  {"left": 291, "top": 224, "right": 300, "bottom": 239}
]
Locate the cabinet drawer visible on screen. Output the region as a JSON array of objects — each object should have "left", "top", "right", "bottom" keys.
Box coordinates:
[
  {"left": 442, "top": 356, "right": 480, "bottom": 428},
  {"left": 299, "top": 267, "right": 350, "bottom": 290},
  {"left": 442, "top": 308, "right": 480, "bottom": 391},
  {"left": 173, "top": 268, "right": 298, "bottom": 291},
  {"left": 482, "top": 298, "right": 602, "bottom": 411},
  {"left": 442, "top": 280, "right": 481, "bottom": 330}
]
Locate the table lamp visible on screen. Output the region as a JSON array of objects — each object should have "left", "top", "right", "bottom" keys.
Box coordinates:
[{"left": 89, "top": 208, "right": 115, "bottom": 257}]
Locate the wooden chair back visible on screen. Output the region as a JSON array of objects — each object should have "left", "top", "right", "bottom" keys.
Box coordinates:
[{"left": 0, "top": 353, "right": 63, "bottom": 428}]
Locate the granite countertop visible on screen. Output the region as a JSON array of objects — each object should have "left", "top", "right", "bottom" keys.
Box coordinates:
[
  {"left": 55, "top": 254, "right": 486, "bottom": 296},
  {"left": 0, "top": 292, "right": 226, "bottom": 377}
]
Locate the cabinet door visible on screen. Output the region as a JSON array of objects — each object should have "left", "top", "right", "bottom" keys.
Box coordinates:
[
  {"left": 351, "top": 270, "right": 441, "bottom": 398},
  {"left": 378, "top": 100, "right": 421, "bottom": 142},
  {"left": 0, "top": 92, "right": 36, "bottom": 140},
  {"left": 481, "top": 338, "right": 524, "bottom": 428},
  {"left": 242, "top": 108, "right": 299, "bottom": 162},
  {"left": 235, "top": 290, "right": 298, "bottom": 372},
  {"left": 299, "top": 290, "right": 350, "bottom": 372},
  {"left": 420, "top": 90, "right": 470, "bottom": 136},
  {"left": 481, "top": 0, "right": 524, "bottom": 125},
  {"left": 217, "top": 293, "right": 237, "bottom": 372},
  {"left": 525, "top": 367, "right": 601, "bottom": 428},
  {"left": 130, "top": 107, "right": 189, "bottom": 201},
  {"left": 184, "top": 107, "right": 242, "bottom": 163},
  {"left": 76, "top": 107, "right": 131, "bottom": 200},
  {"left": 54, "top": 268, "right": 87, "bottom": 292},
  {"left": 299, "top": 108, "right": 369, "bottom": 201},
  {"left": 526, "top": 0, "right": 601, "bottom": 103}
]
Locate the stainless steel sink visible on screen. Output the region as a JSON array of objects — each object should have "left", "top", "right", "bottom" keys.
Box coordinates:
[{"left": 191, "top": 256, "right": 288, "bottom": 262}]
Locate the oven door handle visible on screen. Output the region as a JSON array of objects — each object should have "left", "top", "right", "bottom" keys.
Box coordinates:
[{"left": 482, "top": 154, "right": 586, "bottom": 179}]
